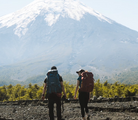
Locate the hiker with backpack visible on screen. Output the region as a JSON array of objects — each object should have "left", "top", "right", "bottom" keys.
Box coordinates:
[
  {"left": 74, "top": 69, "right": 94, "bottom": 120},
  {"left": 42, "top": 66, "right": 66, "bottom": 120}
]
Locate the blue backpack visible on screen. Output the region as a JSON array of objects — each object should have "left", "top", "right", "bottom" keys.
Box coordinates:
[{"left": 47, "top": 70, "right": 62, "bottom": 94}]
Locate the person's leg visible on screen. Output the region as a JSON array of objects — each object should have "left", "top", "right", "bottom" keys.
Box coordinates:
[
  {"left": 79, "top": 92, "right": 85, "bottom": 119},
  {"left": 84, "top": 92, "right": 90, "bottom": 120},
  {"left": 55, "top": 95, "right": 61, "bottom": 120},
  {"left": 85, "top": 92, "right": 89, "bottom": 114},
  {"left": 80, "top": 104, "right": 85, "bottom": 120},
  {"left": 48, "top": 94, "right": 54, "bottom": 120},
  {"left": 85, "top": 102, "right": 88, "bottom": 114}
]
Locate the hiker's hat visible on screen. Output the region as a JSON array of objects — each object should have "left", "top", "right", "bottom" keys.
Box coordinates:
[
  {"left": 51, "top": 66, "right": 57, "bottom": 70},
  {"left": 47, "top": 66, "right": 57, "bottom": 75},
  {"left": 76, "top": 69, "right": 85, "bottom": 74}
]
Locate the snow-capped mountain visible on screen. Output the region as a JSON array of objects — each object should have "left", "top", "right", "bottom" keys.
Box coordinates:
[
  {"left": 0, "top": 0, "right": 138, "bottom": 81},
  {"left": 0, "top": 0, "right": 112, "bottom": 37}
]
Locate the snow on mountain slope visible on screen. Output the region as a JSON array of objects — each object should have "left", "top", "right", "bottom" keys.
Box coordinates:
[
  {"left": 0, "top": 0, "right": 113, "bottom": 37},
  {"left": 0, "top": 0, "right": 138, "bottom": 81}
]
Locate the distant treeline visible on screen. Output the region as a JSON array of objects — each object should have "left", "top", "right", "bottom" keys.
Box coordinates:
[
  {"left": 110, "top": 67, "right": 138, "bottom": 84},
  {"left": 0, "top": 80, "right": 138, "bottom": 102},
  {"left": 1, "top": 66, "right": 138, "bottom": 86}
]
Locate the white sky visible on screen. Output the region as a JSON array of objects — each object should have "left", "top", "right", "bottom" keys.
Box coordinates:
[{"left": 0, "top": 0, "right": 138, "bottom": 32}]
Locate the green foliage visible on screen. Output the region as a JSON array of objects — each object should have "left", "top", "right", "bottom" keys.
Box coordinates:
[
  {"left": 93, "top": 79, "right": 103, "bottom": 97},
  {"left": 0, "top": 80, "right": 138, "bottom": 102},
  {"left": 0, "top": 83, "right": 43, "bottom": 101},
  {"left": 0, "top": 85, "right": 8, "bottom": 101},
  {"left": 63, "top": 81, "right": 76, "bottom": 98}
]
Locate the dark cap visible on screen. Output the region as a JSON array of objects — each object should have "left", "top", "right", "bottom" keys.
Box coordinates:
[
  {"left": 51, "top": 66, "right": 57, "bottom": 70},
  {"left": 76, "top": 69, "right": 85, "bottom": 74}
]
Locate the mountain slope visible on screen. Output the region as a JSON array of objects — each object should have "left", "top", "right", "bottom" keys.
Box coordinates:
[{"left": 0, "top": 0, "right": 138, "bottom": 82}]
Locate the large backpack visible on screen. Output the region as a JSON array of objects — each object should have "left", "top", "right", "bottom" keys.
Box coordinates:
[
  {"left": 47, "top": 70, "right": 62, "bottom": 94},
  {"left": 79, "top": 71, "right": 94, "bottom": 92}
]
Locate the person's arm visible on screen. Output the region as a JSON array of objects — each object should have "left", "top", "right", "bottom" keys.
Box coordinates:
[
  {"left": 74, "top": 80, "right": 80, "bottom": 99},
  {"left": 60, "top": 81, "right": 66, "bottom": 98},
  {"left": 42, "top": 83, "right": 47, "bottom": 101}
]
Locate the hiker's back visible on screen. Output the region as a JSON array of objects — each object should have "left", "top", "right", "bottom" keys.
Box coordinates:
[
  {"left": 47, "top": 70, "right": 62, "bottom": 94},
  {"left": 79, "top": 71, "right": 94, "bottom": 92}
]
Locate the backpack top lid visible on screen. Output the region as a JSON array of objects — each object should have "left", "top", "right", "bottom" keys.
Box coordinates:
[
  {"left": 76, "top": 69, "right": 85, "bottom": 74},
  {"left": 47, "top": 69, "right": 58, "bottom": 75},
  {"left": 81, "top": 71, "right": 93, "bottom": 78}
]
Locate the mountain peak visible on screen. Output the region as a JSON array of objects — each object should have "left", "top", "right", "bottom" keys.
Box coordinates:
[
  {"left": 0, "top": 0, "right": 113, "bottom": 37},
  {"left": 0, "top": 0, "right": 138, "bottom": 82}
]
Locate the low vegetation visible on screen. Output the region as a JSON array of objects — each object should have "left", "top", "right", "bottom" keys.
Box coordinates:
[{"left": 0, "top": 80, "right": 138, "bottom": 102}]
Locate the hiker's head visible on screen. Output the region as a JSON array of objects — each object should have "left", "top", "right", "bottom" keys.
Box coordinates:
[
  {"left": 51, "top": 66, "right": 57, "bottom": 70},
  {"left": 76, "top": 69, "right": 85, "bottom": 76}
]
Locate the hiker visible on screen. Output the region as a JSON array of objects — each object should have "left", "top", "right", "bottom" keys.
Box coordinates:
[
  {"left": 74, "top": 69, "right": 94, "bottom": 120},
  {"left": 42, "top": 66, "right": 66, "bottom": 120}
]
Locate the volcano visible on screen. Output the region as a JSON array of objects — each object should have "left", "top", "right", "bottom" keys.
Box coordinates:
[{"left": 0, "top": 0, "right": 138, "bottom": 81}]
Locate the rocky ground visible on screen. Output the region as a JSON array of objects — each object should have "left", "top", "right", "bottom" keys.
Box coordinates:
[{"left": 0, "top": 98, "right": 138, "bottom": 120}]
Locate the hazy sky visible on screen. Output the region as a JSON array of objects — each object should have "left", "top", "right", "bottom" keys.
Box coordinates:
[{"left": 0, "top": 0, "right": 138, "bottom": 32}]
